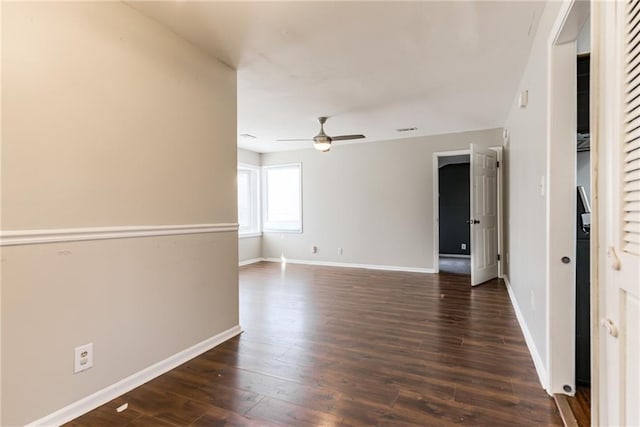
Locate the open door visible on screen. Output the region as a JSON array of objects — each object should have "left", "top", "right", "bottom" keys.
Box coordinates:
[
  {"left": 469, "top": 144, "right": 498, "bottom": 286},
  {"left": 594, "top": 1, "right": 640, "bottom": 424}
]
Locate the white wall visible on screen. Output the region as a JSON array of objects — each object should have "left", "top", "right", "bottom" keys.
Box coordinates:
[
  {"left": 261, "top": 128, "right": 501, "bottom": 270},
  {"left": 238, "top": 148, "right": 261, "bottom": 166},
  {"left": 237, "top": 148, "right": 263, "bottom": 263},
  {"left": 239, "top": 237, "right": 262, "bottom": 262},
  {"left": 577, "top": 16, "right": 590, "bottom": 55},
  {"left": 1, "top": 3, "right": 238, "bottom": 425},
  {"left": 503, "top": 0, "right": 564, "bottom": 386}
]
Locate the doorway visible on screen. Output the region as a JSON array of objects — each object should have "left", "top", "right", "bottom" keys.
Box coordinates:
[
  {"left": 574, "top": 32, "right": 592, "bottom": 422},
  {"left": 433, "top": 147, "right": 503, "bottom": 283},
  {"left": 437, "top": 154, "right": 471, "bottom": 275}
]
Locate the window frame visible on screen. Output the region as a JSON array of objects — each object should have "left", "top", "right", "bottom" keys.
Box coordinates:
[
  {"left": 237, "top": 163, "right": 261, "bottom": 238},
  {"left": 262, "top": 163, "right": 303, "bottom": 233}
]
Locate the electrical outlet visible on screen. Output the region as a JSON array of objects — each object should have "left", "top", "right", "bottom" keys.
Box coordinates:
[
  {"left": 338, "top": 247, "right": 343, "bottom": 255},
  {"left": 74, "top": 343, "right": 93, "bottom": 373},
  {"left": 461, "top": 243, "right": 467, "bottom": 250},
  {"left": 311, "top": 245, "right": 318, "bottom": 254}
]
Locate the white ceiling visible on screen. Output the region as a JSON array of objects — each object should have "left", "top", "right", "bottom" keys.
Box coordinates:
[{"left": 128, "top": 1, "right": 544, "bottom": 153}]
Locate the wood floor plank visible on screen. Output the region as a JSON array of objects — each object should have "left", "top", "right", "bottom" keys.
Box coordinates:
[
  {"left": 67, "top": 262, "right": 561, "bottom": 426},
  {"left": 559, "top": 385, "right": 591, "bottom": 427},
  {"left": 191, "top": 406, "right": 283, "bottom": 427},
  {"left": 64, "top": 396, "right": 143, "bottom": 427},
  {"left": 244, "top": 397, "right": 345, "bottom": 426}
]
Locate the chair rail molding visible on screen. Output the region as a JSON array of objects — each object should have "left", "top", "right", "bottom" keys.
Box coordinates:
[{"left": 0, "top": 223, "right": 239, "bottom": 246}]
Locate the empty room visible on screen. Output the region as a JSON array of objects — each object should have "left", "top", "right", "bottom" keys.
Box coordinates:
[{"left": 1, "top": 1, "right": 638, "bottom": 426}]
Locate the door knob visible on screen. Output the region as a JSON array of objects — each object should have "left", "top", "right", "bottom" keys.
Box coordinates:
[
  {"left": 608, "top": 246, "right": 621, "bottom": 270},
  {"left": 601, "top": 318, "right": 619, "bottom": 338},
  {"left": 466, "top": 219, "right": 480, "bottom": 224},
  {"left": 561, "top": 256, "right": 571, "bottom": 264}
]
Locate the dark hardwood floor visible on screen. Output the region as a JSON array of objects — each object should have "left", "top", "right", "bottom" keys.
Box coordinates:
[
  {"left": 68, "top": 262, "right": 562, "bottom": 426},
  {"left": 568, "top": 386, "right": 591, "bottom": 426}
]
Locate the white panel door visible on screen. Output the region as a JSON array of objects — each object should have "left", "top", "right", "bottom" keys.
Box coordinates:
[
  {"left": 470, "top": 144, "right": 499, "bottom": 286},
  {"left": 595, "top": 0, "right": 640, "bottom": 424}
]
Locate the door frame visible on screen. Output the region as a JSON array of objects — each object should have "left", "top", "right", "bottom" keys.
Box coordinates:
[
  {"left": 432, "top": 147, "right": 504, "bottom": 278},
  {"left": 546, "top": 0, "right": 591, "bottom": 400}
]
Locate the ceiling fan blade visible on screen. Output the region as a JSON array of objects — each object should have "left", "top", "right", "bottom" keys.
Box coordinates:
[
  {"left": 331, "top": 134, "right": 366, "bottom": 141},
  {"left": 276, "top": 138, "right": 313, "bottom": 142}
]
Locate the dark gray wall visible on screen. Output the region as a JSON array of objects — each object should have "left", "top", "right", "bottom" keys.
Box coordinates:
[{"left": 439, "top": 163, "right": 470, "bottom": 255}]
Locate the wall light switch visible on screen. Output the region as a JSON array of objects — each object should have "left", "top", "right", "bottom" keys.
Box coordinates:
[{"left": 519, "top": 90, "right": 529, "bottom": 108}]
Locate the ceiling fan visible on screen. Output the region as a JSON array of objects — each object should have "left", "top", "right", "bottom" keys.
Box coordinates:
[{"left": 277, "top": 117, "right": 366, "bottom": 152}]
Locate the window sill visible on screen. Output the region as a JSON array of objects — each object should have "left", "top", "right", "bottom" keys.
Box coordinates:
[{"left": 239, "top": 232, "right": 262, "bottom": 239}]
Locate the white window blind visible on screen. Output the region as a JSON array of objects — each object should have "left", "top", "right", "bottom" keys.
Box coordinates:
[{"left": 623, "top": 0, "right": 640, "bottom": 255}]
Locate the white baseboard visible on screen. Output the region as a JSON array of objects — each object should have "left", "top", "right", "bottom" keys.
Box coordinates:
[
  {"left": 239, "top": 257, "right": 265, "bottom": 266},
  {"left": 503, "top": 275, "right": 548, "bottom": 391},
  {"left": 263, "top": 258, "right": 434, "bottom": 274},
  {"left": 27, "top": 325, "right": 243, "bottom": 427}
]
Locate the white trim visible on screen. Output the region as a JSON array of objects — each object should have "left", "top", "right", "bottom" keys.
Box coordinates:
[
  {"left": 239, "top": 232, "right": 262, "bottom": 239},
  {"left": 238, "top": 163, "right": 261, "bottom": 236},
  {"left": 490, "top": 145, "right": 504, "bottom": 279},
  {"left": 546, "top": 0, "right": 590, "bottom": 397},
  {"left": 239, "top": 257, "right": 265, "bottom": 266},
  {"left": 439, "top": 254, "right": 471, "bottom": 259},
  {"left": 26, "top": 325, "right": 243, "bottom": 427},
  {"left": 504, "top": 275, "right": 549, "bottom": 392},
  {"left": 433, "top": 153, "right": 441, "bottom": 273},
  {"left": 432, "top": 149, "right": 470, "bottom": 157},
  {"left": 263, "top": 258, "right": 434, "bottom": 274},
  {"left": 589, "top": 2, "right": 605, "bottom": 423},
  {"left": 0, "top": 223, "right": 238, "bottom": 246}
]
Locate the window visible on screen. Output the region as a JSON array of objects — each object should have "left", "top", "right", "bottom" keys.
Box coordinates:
[
  {"left": 263, "top": 164, "right": 302, "bottom": 232},
  {"left": 237, "top": 164, "right": 260, "bottom": 236}
]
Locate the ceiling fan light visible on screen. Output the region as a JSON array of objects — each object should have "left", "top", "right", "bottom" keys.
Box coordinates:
[{"left": 314, "top": 140, "right": 331, "bottom": 152}]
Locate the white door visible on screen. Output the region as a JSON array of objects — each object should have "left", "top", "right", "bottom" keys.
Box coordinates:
[
  {"left": 470, "top": 144, "right": 499, "bottom": 286},
  {"left": 595, "top": 0, "right": 640, "bottom": 424}
]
